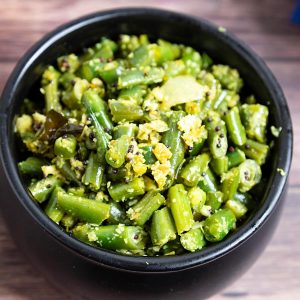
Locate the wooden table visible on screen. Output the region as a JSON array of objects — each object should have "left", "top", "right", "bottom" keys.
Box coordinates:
[{"left": 1, "top": 0, "right": 299, "bottom": 299}]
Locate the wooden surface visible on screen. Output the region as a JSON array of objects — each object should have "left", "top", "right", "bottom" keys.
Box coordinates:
[{"left": 0, "top": 0, "right": 300, "bottom": 299}]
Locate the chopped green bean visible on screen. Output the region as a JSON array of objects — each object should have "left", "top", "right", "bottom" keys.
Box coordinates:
[
  {"left": 44, "top": 186, "right": 65, "bottom": 223},
  {"left": 18, "top": 157, "right": 47, "bottom": 177},
  {"left": 88, "top": 224, "right": 146, "bottom": 251},
  {"left": 108, "top": 177, "right": 145, "bottom": 202},
  {"left": 225, "top": 107, "right": 247, "bottom": 146},
  {"left": 151, "top": 207, "right": 177, "bottom": 247},
  {"left": 203, "top": 208, "right": 236, "bottom": 242},
  {"left": 57, "top": 191, "right": 110, "bottom": 224},
  {"left": 221, "top": 167, "right": 240, "bottom": 201},
  {"left": 227, "top": 147, "right": 246, "bottom": 168},
  {"left": 168, "top": 184, "right": 194, "bottom": 234},
  {"left": 127, "top": 191, "right": 165, "bottom": 226},
  {"left": 82, "top": 152, "right": 104, "bottom": 191},
  {"left": 238, "top": 159, "right": 262, "bottom": 192},
  {"left": 105, "top": 136, "right": 131, "bottom": 168},
  {"left": 240, "top": 139, "right": 269, "bottom": 165},
  {"left": 180, "top": 228, "right": 206, "bottom": 252},
  {"left": 29, "top": 176, "right": 61, "bottom": 203},
  {"left": 180, "top": 153, "right": 210, "bottom": 187},
  {"left": 54, "top": 135, "right": 77, "bottom": 159}
]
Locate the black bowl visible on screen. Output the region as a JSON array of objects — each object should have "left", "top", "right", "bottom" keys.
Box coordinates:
[{"left": 0, "top": 8, "right": 293, "bottom": 300}]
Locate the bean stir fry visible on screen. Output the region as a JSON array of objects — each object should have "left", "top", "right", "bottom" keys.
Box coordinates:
[{"left": 15, "top": 35, "right": 270, "bottom": 256}]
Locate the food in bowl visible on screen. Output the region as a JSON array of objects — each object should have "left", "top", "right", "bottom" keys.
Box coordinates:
[{"left": 15, "top": 34, "right": 270, "bottom": 256}]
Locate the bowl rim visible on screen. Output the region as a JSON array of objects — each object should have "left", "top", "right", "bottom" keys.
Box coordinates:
[{"left": 0, "top": 7, "right": 293, "bottom": 272}]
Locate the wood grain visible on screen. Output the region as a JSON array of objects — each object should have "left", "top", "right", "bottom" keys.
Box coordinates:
[{"left": 0, "top": 0, "right": 299, "bottom": 299}]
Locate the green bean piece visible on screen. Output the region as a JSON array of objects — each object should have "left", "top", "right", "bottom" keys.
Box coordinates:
[
  {"left": 180, "top": 153, "right": 210, "bottom": 187},
  {"left": 140, "top": 144, "right": 157, "bottom": 165},
  {"left": 188, "top": 139, "right": 205, "bottom": 157},
  {"left": 240, "top": 139, "right": 269, "bottom": 165},
  {"left": 105, "top": 136, "right": 131, "bottom": 168},
  {"left": 113, "top": 123, "right": 138, "bottom": 139},
  {"left": 143, "top": 176, "right": 157, "bottom": 191},
  {"left": 129, "top": 45, "right": 154, "bottom": 67},
  {"left": 98, "top": 61, "right": 121, "bottom": 84},
  {"left": 144, "top": 67, "right": 166, "bottom": 85},
  {"left": 238, "top": 159, "right": 262, "bottom": 192},
  {"left": 200, "top": 73, "right": 222, "bottom": 107},
  {"left": 156, "top": 39, "right": 181, "bottom": 64},
  {"left": 44, "top": 186, "right": 64, "bottom": 223},
  {"left": 163, "top": 60, "right": 186, "bottom": 77},
  {"left": 18, "top": 157, "right": 47, "bottom": 177},
  {"left": 207, "top": 120, "right": 228, "bottom": 158},
  {"left": 162, "top": 111, "right": 186, "bottom": 178},
  {"left": 73, "top": 224, "right": 94, "bottom": 245},
  {"left": 225, "top": 199, "right": 248, "bottom": 219},
  {"left": 150, "top": 207, "right": 177, "bottom": 247},
  {"left": 88, "top": 224, "right": 146, "bottom": 251},
  {"left": 117, "top": 68, "right": 164, "bottom": 89},
  {"left": 188, "top": 186, "right": 207, "bottom": 214},
  {"left": 89, "top": 38, "right": 118, "bottom": 60},
  {"left": 180, "top": 228, "right": 206, "bottom": 252},
  {"left": 107, "top": 166, "right": 128, "bottom": 182},
  {"left": 233, "top": 192, "right": 256, "bottom": 211},
  {"left": 203, "top": 208, "right": 236, "bottom": 242},
  {"left": 213, "top": 90, "right": 228, "bottom": 110},
  {"left": 240, "top": 104, "right": 269, "bottom": 143},
  {"left": 61, "top": 214, "right": 77, "bottom": 231},
  {"left": 82, "top": 91, "right": 109, "bottom": 162},
  {"left": 225, "top": 90, "right": 240, "bottom": 108},
  {"left": 127, "top": 191, "right": 165, "bottom": 226},
  {"left": 198, "top": 168, "right": 218, "bottom": 192},
  {"left": 59, "top": 72, "right": 77, "bottom": 90},
  {"left": 211, "top": 156, "right": 228, "bottom": 176},
  {"left": 77, "top": 142, "right": 89, "bottom": 161},
  {"left": 108, "top": 202, "right": 129, "bottom": 225},
  {"left": 68, "top": 186, "right": 85, "bottom": 197},
  {"left": 227, "top": 147, "right": 246, "bottom": 168},
  {"left": 161, "top": 238, "right": 186, "bottom": 256},
  {"left": 168, "top": 184, "right": 194, "bottom": 234},
  {"left": 79, "top": 59, "right": 102, "bottom": 81},
  {"left": 54, "top": 135, "right": 77, "bottom": 159},
  {"left": 56, "top": 160, "right": 81, "bottom": 186},
  {"left": 182, "top": 47, "right": 202, "bottom": 76},
  {"left": 61, "top": 78, "right": 89, "bottom": 109},
  {"left": 57, "top": 54, "right": 80, "bottom": 73},
  {"left": 57, "top": 191, "right": 110, "bottom": 224},
  {"left": 214, "top": 89, "right": 239, "bottom": 111},
  {"left": 225, "top": 107, "right": 246, "bottom": 146},
  {"left": 82, "top": 152, "right": 104, "bottom": 191},
  {"left": 108, "top": 177, "right": 145, "bottom": 202},
  {"left": 221, "top": 167, "right": 240, "bottom": 201},
  {"left": 201, "top": 53, "right": 213, "bottom": 69},
  {"left": 82, "top": 90, "right": 113, "bottom": 132},
  {"left": 119, "top": 34, "right": 149, "bottom": 57},
  {"left": 117, "top": 69, "right": 144, "bottom": 88},
  {"left": 109, "top": 99, "right": 144, "bottom": 123},
  {"left": 118, "top": 85, "right": 147, "bottom": 103},
  {"left": 29, "top": 176, "right": 61, "bottom": 203},
  {"left": 42, "top": 66, "right": 62, "bottom": 112},
  {"left": 212, "top": 65, "right": 243, "bottom": 93},
  {"left": 206, "top": 191, "right": 224, "bottom": 212}
]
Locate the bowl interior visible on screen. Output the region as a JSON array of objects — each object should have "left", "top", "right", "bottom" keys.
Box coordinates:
[{"left": 0, "top": 8, "right": 292, "bottom": 272}]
